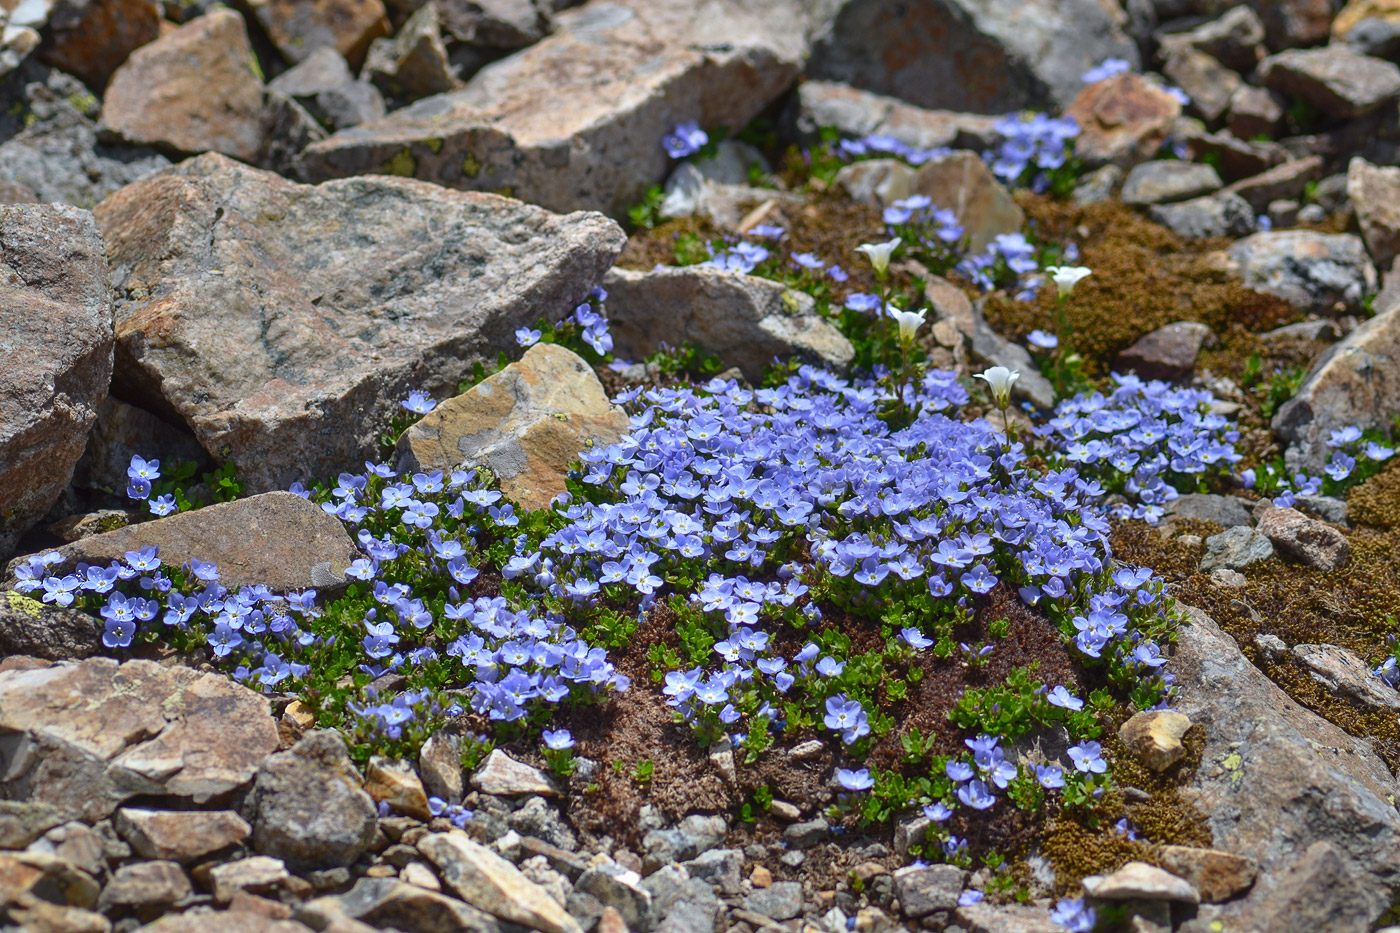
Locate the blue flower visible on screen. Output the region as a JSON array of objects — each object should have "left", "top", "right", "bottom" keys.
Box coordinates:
[
  {"left": 836, "top": 767, "right": 874, "bottom": 791},
  {"left": 662, "top": 121, "right": 708, "bottom": 159},
  {"left": 1067, "top": 741, "right": 1108, "bottom": 774},
  {"left": 542, "top": 728, "right": 575, "bottom": 750},
  {"left": 401, "top": 391, "right": 436, "bottom": 414},
  {"left": 1047, "top": 685, "right": 1084, "bottom": 711}
]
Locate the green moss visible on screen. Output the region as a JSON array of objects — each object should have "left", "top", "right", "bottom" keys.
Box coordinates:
[
  {"left": 383, "top": 148, "right": 417, "bottom": 178},
  {"left": 247, "top": 54, "right": 264, "bottom": 83},
  {"left": 424, "top": 137, "right": 443, "bottom": 154},
  {"left": 461, "top": 153, "right": 481, "bottom": 177}
]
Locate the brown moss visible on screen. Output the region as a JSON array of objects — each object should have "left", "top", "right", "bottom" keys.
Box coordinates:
[
  {"left": 1041, "top": 815, "right": 1160, "bottom": 892},
  {"left": 1135, "top": 519, "right": 1400, "bottom": 770},
  {"left": 985, "top": 197, "right": 1299, "bottom": 375},
  {"left": 1350, "top": 462, "right": 1400, "bottom": 529}
]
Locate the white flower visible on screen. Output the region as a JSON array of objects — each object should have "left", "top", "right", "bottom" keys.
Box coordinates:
[
  {"left": 974, "top": 365, "right": 1019, "bottom": 410},
  {"left": 887, "top": 305, "right": 927, "bottom": 345},
  {"left": 855, "top": 237, "right": 901, "bottom": 278},
  {"left": 1046, "top": 265, "right": 1092, "bottom": 299}
]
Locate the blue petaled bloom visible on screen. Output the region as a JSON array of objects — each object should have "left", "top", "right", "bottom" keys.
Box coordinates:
[
  {"left": 1067, "top": 741, "right": 1108, "bottom": 774},
  {"left": 1035, "top": 764, "right": 1065, "bottom": 789},
  {"left": 149, "top": 494, "right": 178, "bottom": 516},
  {"left": 958, "top": 891, "right": 984, "bottom": 907},
  {"left": 836, "top": 767, "right": 874, "bottom": 791},
  {"left": 1027, "top": 329, "right": 1059, "bottom": 350},
  {"left": 401, "top": 391, "right": 436, "bottom": 414},
  {"left": 823, "top": 695, "right": 870, "bottom": 744},
  {"left": 957, "top": 778, "right": 996, "bottom": 810},
  {"left": 516, "top": 327, "right": 542, "bottom": 347},
  {"left": 542, "top": 728, "right": 575, "bottom": 750},
  {"left": 662, "top": 121, "right": 708, "bottom": 158},
  {"left": 127, "top": 476, "right": 152, "bottom": 500},
  {"left": 923, "top": 802, "right": 954, "bottom": 822},
  {"left": 1047, "top": 685, "right": 1084, "bottom": 711}
]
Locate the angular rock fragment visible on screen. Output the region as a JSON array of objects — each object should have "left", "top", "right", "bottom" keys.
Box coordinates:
[
  {"left": 1118, "top": 710, "right": 1192, "bottom": 771},
  {"left": 1225, "top": 231, "right": 1375, "bottom": 314},
  {"left": 38, "top": 0, "right": 160, "bottom": 90},
  {"left": 788, "top": 81, "right": 1000, "bottom": 152},
  {"left": 396, "top": 344, "right": 629, "bottom": 511},
  {"left": 417, "top": 831, "right": 583, "bottom": 933},
  {"left": 300, "top": 0, "right": 805, "bottom": 217},
  {"left": 803, "top": 0, "right": 1138, "bottom": 114},
  {"left": 1114, "top": 321, "right": 1211, "bottom": 380},
  {"left": 1120, "top": 161, "right": 1222, "bottom": 206},
  {"left": 365, "top": 756, "right": 431, "bottom": 820},
  {"left": 248, "top": 0, "right": 390, "bottom": 68},
  {"left": 7, "top": 492, "right": 361, "bottom": 594},
  {"left": 1159, "top": 6, "right": 1266, "bottom": 72},
  {"left": 1223, "top": 155, "right": 1323, "bottom": 213},
  {"left": 1171, "top": 604, "right": 1400, "bottom": 932},
  {"left": 1083, "top": 862, "right": 1198, "bottom": 903},
  {"left": 114, "top": 809, "right": 252, "bottom": 863},
  {"left": 298, "top": 876, "right": 502, "bottom": 933},
  {"left": 1161, "top": 47, "right": 1240, "bottom": 124},
  {"left": 1255, "top": 504, "right": 1349, "bottom": 570},
  {"left": 1259, "top": 45, "right": 1400, "bottom": 120},
  {"left": 1157, "top": 845, "right": 1258, "bottom": 904},
  {"left": 364, "top": 0, "right": 460, "bottom": 101},
  {"left": 1228, "top": 85, "right": 1285, "bottom": 140},
  {"left": 0, "top": 658, "right": 278, "bottom": 822},
  {"left": 96, "top": 860, "right": 192, "bottom": 915},
  {"left": 0, "top": 204, "right": 112, "bottom": 560},
  {"left": 470, "top": 749, "right": 556, "bottom": 797},
  {"left": 602, "top": 266, "right": 854, "bottom": 385},
  {"left": 98, "top": 9, "right": 271, "bottom": 163},
  {"left": 94, "top": 153, "right": 623, "bottom": 492},
  {"left": 910, "top": 151, "right": 1024, "bottom": 253},
  {"left": 1291, "top": 642, "right": 1400, "bottom": 710},
  {"left": 1199, "top": 525, "right": 1274, "bottom": 572},
  {"left": 1348, "top": 156, "right": 1400, "bottom": 269},
  {"left": 1064, "top": 73, "right": 1180, "bottom": 169},
  {"left": 1149, "top": 192, "right": 1255, "bottom": 238},
  {"left": 0, "top": 69, "right": 170, "bottom": 208},
  {"left": 1274, "top": 297, "right": 1400, "bottom": 472},
  {"left": 249, "top": 731, "right": 377, "bottom": 872}
]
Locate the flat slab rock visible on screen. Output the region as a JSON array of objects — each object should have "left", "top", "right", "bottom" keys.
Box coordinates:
[
  {"left": 1171, "top": 604, "right": 1400, "bottom": 932},
  {"left": 789, "top": 80, "right": 1000, "bottom": 152},
  {"left": 602, "top": 265, "right": 854, "bottom": 384},
  {"left": 397, "top": 343, "right": 629, "bottom": 511},
  {"left": 0, "top": 203, "right": 113, "bottom": 561},
  {"left": 94, "top": 152, "right": 623, "bottom": 493},
  {"left": 299, "top": 0, "right": 805, "bottom": 217},
  {"left": 0, "top": 657, "right": 279, "bottom": 823},
  {"left": 5, "top": 492, "right": 361, "bottom": 594}
]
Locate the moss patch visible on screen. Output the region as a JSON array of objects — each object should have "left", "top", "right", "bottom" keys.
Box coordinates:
[
  {"left": 984, "top": 197, "right": 1299, "bottom": 376},
  {"left": 1349, "top": 462, "right": 1400, "bottom": 529}
]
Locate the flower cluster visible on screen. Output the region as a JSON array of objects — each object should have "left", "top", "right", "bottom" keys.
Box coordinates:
[
  {"left": 517, "top": 286, "right": 613, "bottom": 357},
  {"left": 881, "top": 196, "right": 965, "bottom": 274},
  {"left": 957, "top": 232, "right": 1062, "bottom": 301},
  {"left": 1038, "top": 374, "right": 1243, "bottom": 522},
  {"left": 125, "top": 455, "right": 178, "bottom": 516},
  {"left": 986, "top": 113, "right": 1079, "bottom": 190},
  {"left": 832, "top": 133, "right": 953, "bottom": 167}
]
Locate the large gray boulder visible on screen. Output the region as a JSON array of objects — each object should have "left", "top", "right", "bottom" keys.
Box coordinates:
[
  {"left": 0, "top": 204, "right": 112, "bottom": 560},
  {"left": 1171, "top": 604, "right": 1400, "bottom": 933},
  {"left": 802, "top": 0, "right": 1138, "bottom": 114},
  {"left": 1224, "top": 231, "right": 1376, "bottom": 315},
  {"left": 602, "top": 266, "right": 854, "bottom": 383},
  {"left": 93, "top": 152, "right": 623, "bottom": 492},
  {"left": 300, "top": 0, "right": 805, "bottom": 217},
  {"left": 0, "top": 658, "right": 279, "bottom": 823}
]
